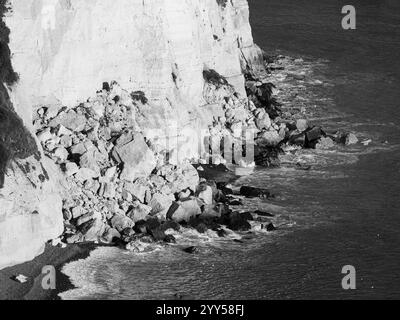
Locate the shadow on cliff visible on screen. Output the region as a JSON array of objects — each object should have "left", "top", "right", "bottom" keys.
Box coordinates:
[{"left": 0, "top": 1, "right": 38, "bottom": 188}]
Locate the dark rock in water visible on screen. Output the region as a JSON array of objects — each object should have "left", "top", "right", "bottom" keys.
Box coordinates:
[
  {"left": 254, "top": 210, "right": 275, "bottom": 217},
  {"left": 138, "top": 235, "right": 155, "bottom": 243},
  {"left": 164, "top": 234, "right": 176, "bottom": 244},
  {"left": 222, "top": 212, "right": 251, "bottom": 231},
  {"left": 240, "top": 186, "right": 271, "bottom": 198},
  {"left": 217, "top": 229, "right": 228, "bottom": 237},
  {"left": 183, "top": 246, "right": 199, "bottom": 254},
  {"left": 233, "top": 239, "right": 244, "bottom": 243},
  {"left": 214, "top": 190, "right": 227, "bottom": 203},
  {"left": 295, "top": 163, "right": 311, "bottom": 171},
  {"left": 305, "top": 126, "right": 326, "bottom": 148},
  {"left": 134, "top": 218, "right": 161, "bottom": 234},
  {"left": 160, "top": 220, "right": 181, "bottom": 232},
  {"left": 148, "top": 227, "right": 166, "bottom": 241},
  {"left": 254, "top": 145, "right": 281, "bottom": 167},
  {"left": 266, "top": 223, "right": 277, "bottom": 232},
  {"left": 227, "top": 198, "right": 243, "bottom": 206},
  {"left": 188, "top": 216, "right": 220, "bottom": 231},
  {"left": 240, "top": 211, "right": 254, "bottom": 221},
  {"left": 195, "top": 223, "right": 208, "bottom": 234},
  {"left": 287, "top": 131, "right": 306, "bottom": 147},
  {"left": 216, "top": 182, "right": 233, "bottom": 195},
  {"left": 120, "top": 227, "right": 136, "bottom": 243}
]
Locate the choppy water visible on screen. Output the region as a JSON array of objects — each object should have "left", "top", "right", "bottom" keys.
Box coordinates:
[{"left": 59, "top": 0, "right": 400, "bottom": 299}]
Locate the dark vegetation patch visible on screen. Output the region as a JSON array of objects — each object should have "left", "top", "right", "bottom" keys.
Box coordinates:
[
  {"left": 216, "top": 0, "right": 229, "bottom": 9},
  {"left": 203, "top": 69, "right": 229, "bottom": 87},
  {"left": 0, "top": 2, "right": 38, "bottom": 188},
  {"left": 130, "top": 91, "right": 148, "bottom": 104}
]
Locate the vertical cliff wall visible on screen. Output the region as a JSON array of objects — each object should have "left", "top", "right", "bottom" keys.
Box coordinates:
[{"left": 0, "top": 0, "right": 264, "bottom": 269}]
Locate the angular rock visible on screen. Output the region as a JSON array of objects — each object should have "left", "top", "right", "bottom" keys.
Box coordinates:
[
  {"left": 124, "top": 179, "right": 150, "bottom": 203},
  {"left": 111, "top": 214, "right": 135, "bottom": 232},
  {"left": 112, "top": 133, "right": 156, "bottom": 181},
  {"left": 101, "top": 227, "right": 121, "bottom": 244},
  {"left": 49, "top": 110, "right": 87, "bottom": 132},
  {"left": 71, "top": 206, "right": 87, "bottom": 219},
  {"left": 196, "top": 184, "right": 213, "bottom": 205},
  {"left": 345, "top": 133, "right": 359, "bottom": 145},
  {"left": 224, "top": 212, "right": 251, "bottom": 231},
  {"left": 75, "top": 168, "right": 98, "bottom": 182},
  {"left": 166, "top": 199, "right": 201, "bottom": 223},
  {"left": 149, "top": 193, "right": 173, "bottom": 218},
  {"left": 316, "top": 137, "right": 335, "bottom": 150},
  {"left": 127, "top": 202, "right": 152, "bottom": 222}
]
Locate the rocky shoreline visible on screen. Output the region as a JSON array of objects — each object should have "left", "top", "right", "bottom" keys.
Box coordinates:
[
  {"left": 34, "top": 54, "right": 358, "bottom": 252},
  {"left": 1, "top": 54, "right": 363, "bottom": 299}
]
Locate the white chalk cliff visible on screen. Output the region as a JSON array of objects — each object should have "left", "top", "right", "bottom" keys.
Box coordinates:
[{"left": 0, "top": 0, "right": 264, "bottom": 269}]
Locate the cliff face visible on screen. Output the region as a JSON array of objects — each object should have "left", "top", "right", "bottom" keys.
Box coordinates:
[{"left": 0, "top": 0, "right": 263, "bottom": 269}]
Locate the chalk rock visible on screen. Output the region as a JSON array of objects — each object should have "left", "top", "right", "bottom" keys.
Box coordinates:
[
  {"left": 49, "top": 110, "right": 87, "bottom": 132},
  {"left": 345, "top": 133, "right": 359, "bottom": 145},
  {"left": 167, "top": 199, "right": 202, "bottom": 223},
  {"left": 124, "top": 178, "right": 151, "bottom": 203},
  {"left": 149, "top": 193, "right": 174, "bottom": 218},
  {"left": 112, "top": 133, "right": 156, "bottom": 181},
  {"left": 296, "top": 119, "right": 308, "bottom": 132},
  {"left": 127, "top": 202, "right": 152, "bottom": 223},
  {"left": 111, "top": 214, "right": 135, "bottom": 232},
  {"left": 197, "top": 185, "right": 213, "bottom": 205}
]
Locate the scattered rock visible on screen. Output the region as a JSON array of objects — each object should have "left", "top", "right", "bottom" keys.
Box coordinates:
[
  {"left": 111, "top": 214, "right": 135, "bottom": 232},
  {"left": 345, "top": 133, "right": 359, "bottom": 145},
  {"left": 254, "top": 210, "right": 274, "bottom": 217},
  {"left": 12, "top": 274, "right": 28, "bottom": 284},
  {"left": 240, "top": 186, "right": 271, "bottom": 198},
  {"left": 266, "top": 223, "right": 277, "bottom": 232},
  {"left": 183, "top": 246, "right": 199, "bottom": 254},
  {"left": 296, "top": 119, "right": 308, "bottom": 132}
]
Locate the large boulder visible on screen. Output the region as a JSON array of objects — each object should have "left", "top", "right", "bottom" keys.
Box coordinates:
[
  {"left": 112, "top": 132, "right": 156, "bottom": 182},
  {"left": 148, "top": 192, "right": 174, "bottom": 219}
]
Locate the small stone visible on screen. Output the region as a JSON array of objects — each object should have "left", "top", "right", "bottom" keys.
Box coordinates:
[
  {"left": 12, "top": 274, "right": 28, "bottom": 283},
  {"left": 316, "top": 137, "right": 335, "bottom": 150},
  {"left": 345, "top": 133, "right": 359, "bottom": 145},
  {"left": 64, "top": 162, "right": 79, "bottom": 176},
  {"left": 70, "top": 142, "right": 87, "bottom": 155},
  {"left": 53, "top": 147, "right": 69, "bottom": 161},
  {"left": 296, "top": 119, "right": 308, "bottom": 132}
]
